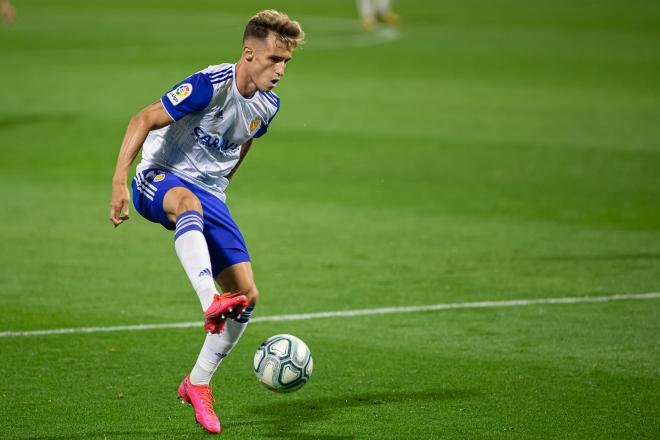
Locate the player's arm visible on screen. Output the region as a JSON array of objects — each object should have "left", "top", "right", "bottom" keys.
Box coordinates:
[
  {"left": 226, "top": 138, "right": 254, "bottom": 181},
  {"left": 109, "top": 101, "right": 173, "bottom": 227}
]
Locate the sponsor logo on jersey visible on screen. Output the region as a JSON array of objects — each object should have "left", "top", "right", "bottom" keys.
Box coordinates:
[
  {"left": 249, "top": 118, "right": 261, "bottom": 134},
  {"left": 153, "top": 174, "right": 165, "bottom": 183},
  {"left": 166, "top": 83, "right": 193, "bottom": 106},
  {"left": 193, "top": 126, "right": 240, "bottom": 154}
]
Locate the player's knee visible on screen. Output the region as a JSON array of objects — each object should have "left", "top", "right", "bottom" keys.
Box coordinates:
[
  {"left": 176, "top": 194, "right": 203, "bottom": 216},
  {"left": 243, "top": 285, "right": 259, "bottom": 306},
  {"left": 164, "top": 187, "right": 204, "bottom": 220}
]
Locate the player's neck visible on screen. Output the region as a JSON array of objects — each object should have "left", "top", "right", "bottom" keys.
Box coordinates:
[{"left": 234, "top": 60, "right": 258, "bottom": 98}]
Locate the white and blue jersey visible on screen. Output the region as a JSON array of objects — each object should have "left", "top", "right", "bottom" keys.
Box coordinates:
[{"left": 138, "top": 63, "right": 280, "bottom": 201}]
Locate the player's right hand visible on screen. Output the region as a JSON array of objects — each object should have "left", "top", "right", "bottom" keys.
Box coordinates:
[{"left": 110, "top": 182, "right": 130, "bottom": 227}]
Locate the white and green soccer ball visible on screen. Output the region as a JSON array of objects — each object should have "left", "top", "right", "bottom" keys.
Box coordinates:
[{"left": 253, "top": 334, "right": 313, "bottom": 392}]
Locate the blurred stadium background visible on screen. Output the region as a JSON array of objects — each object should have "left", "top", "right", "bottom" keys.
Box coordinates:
[{"left": 1, "top": 0, "right": 659, "bottom": 438}]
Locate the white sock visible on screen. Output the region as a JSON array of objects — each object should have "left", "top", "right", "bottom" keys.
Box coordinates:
[
  {"left": 357, "top": 0, "right": 376, "bottom": 19},
  {"left": 190, "top": 307, "right": 255, "bottom": 385},
  {"left": 375, "top": 0, "right": 392, "bottom": 14},
  {"left": 173, "top": 210, "right": 217, "bottom": 311}
]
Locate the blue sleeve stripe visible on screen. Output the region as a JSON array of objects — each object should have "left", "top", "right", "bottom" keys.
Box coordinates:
[
  {"left": 208, "top": 66, "right": 232, "bottom": 76},
  {"left": 208, "top": 67, "right": 233, "bottom": 79},
  {"left": 259, "top": 91, "right": 275, "bottom": 107},
  {"left": 268, "top": 92, "right": 280, "bottom": 107},
  {"left": 210, "top": 72, "right": 233, "bottom": 84},
  {"left": 211, "top": 77, "right": 231, "bottom": 85},
  {"left": 261, "top": 92, "right": 280, "bottom": 108}
]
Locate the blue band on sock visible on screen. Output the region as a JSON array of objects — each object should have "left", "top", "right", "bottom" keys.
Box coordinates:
[
  {"left": 234, "top": 306, "right": 254, "bottom": 323},
  {"left": 174, "top": 210, "right": 204, "bottom": 240}
]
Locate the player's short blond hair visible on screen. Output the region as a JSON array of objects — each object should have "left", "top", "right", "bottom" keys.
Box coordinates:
[{"left": 243, "top": 10, "right": 305, "bottom": 50}]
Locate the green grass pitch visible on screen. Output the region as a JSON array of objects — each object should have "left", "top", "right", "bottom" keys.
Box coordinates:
[{"left": 1, "top": 0, "right": 660, "bottom": 438}]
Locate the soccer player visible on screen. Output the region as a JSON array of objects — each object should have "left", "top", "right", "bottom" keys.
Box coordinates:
[
  {"left": 109, "top": 10, "right": 304, "bottom": 434},
  {"left": 357, "top": 0, "right": 399, "bottom": 31}
]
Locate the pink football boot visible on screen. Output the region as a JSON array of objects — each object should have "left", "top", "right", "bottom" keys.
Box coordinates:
[
  {"left": 204, "top": 292, "right": 248, "bottom": 334},
  {"left": 178, "top": 375, "right": 221, "bottom": 434}
]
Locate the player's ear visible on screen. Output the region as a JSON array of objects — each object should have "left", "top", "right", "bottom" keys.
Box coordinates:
[{"left": 244, "top": 46, "right": 254, "bottom": 61}]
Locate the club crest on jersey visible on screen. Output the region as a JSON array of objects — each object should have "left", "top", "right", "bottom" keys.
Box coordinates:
[
  {"left": 249, "top": 118, "right": 261, "bottom": 134},
  {"left": 166, "top": 83, "right": 193, "bottom": 106},
  {"left": 153, "top": 174, "right": 165, "bottom": 183}
]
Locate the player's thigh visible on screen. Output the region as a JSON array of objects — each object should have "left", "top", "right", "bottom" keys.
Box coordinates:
[
  {"left": 132, "top": 169, "right": 194, "bottom": 229},
  {"left": 217, "top": 262, "right": 259, "bottom": 305},
  {"left": 162, "top": 186, "right": 203, "bottom": 223}
]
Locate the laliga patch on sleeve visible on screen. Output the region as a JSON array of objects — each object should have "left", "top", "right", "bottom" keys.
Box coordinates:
[{"left": 166, "top": 83, "right": 193, "bottom": 106}]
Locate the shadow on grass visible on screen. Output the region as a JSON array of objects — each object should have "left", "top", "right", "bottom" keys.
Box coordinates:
[
  {"left": 230, "top": 387, "right": 477, "bottom": 439},
  {"left": 0, "top": 113, "right": 79, "bottom": 129},
  {"left": 10, "top": 431, "right": 195, "bottom": 440},
  {"left": 532, "top": 253, "right": 660, "bottom": 262},
  {"left": 10, "top": 389, "right": 475, "bottom": 439}
]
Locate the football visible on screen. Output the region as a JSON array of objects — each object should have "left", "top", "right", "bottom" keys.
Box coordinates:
[{"left": 253, "top": 334, "right": 313, "bottom": 392}]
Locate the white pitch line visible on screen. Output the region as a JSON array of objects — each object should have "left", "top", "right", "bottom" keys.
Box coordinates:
[{"left": 1, "top": 292, "right": 659, "bottom": 338}]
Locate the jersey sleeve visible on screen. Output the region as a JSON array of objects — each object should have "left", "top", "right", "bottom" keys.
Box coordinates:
[
  {"left": 160, "top": 73, "right": 213, "bottom": 121},
  {"left": 253, "top": 108, "right": 279, "bottom": 138}
]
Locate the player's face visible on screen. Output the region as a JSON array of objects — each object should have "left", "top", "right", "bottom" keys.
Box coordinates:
[{"left": 248, "top": 33, "right": 292, "bottom": 92}]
